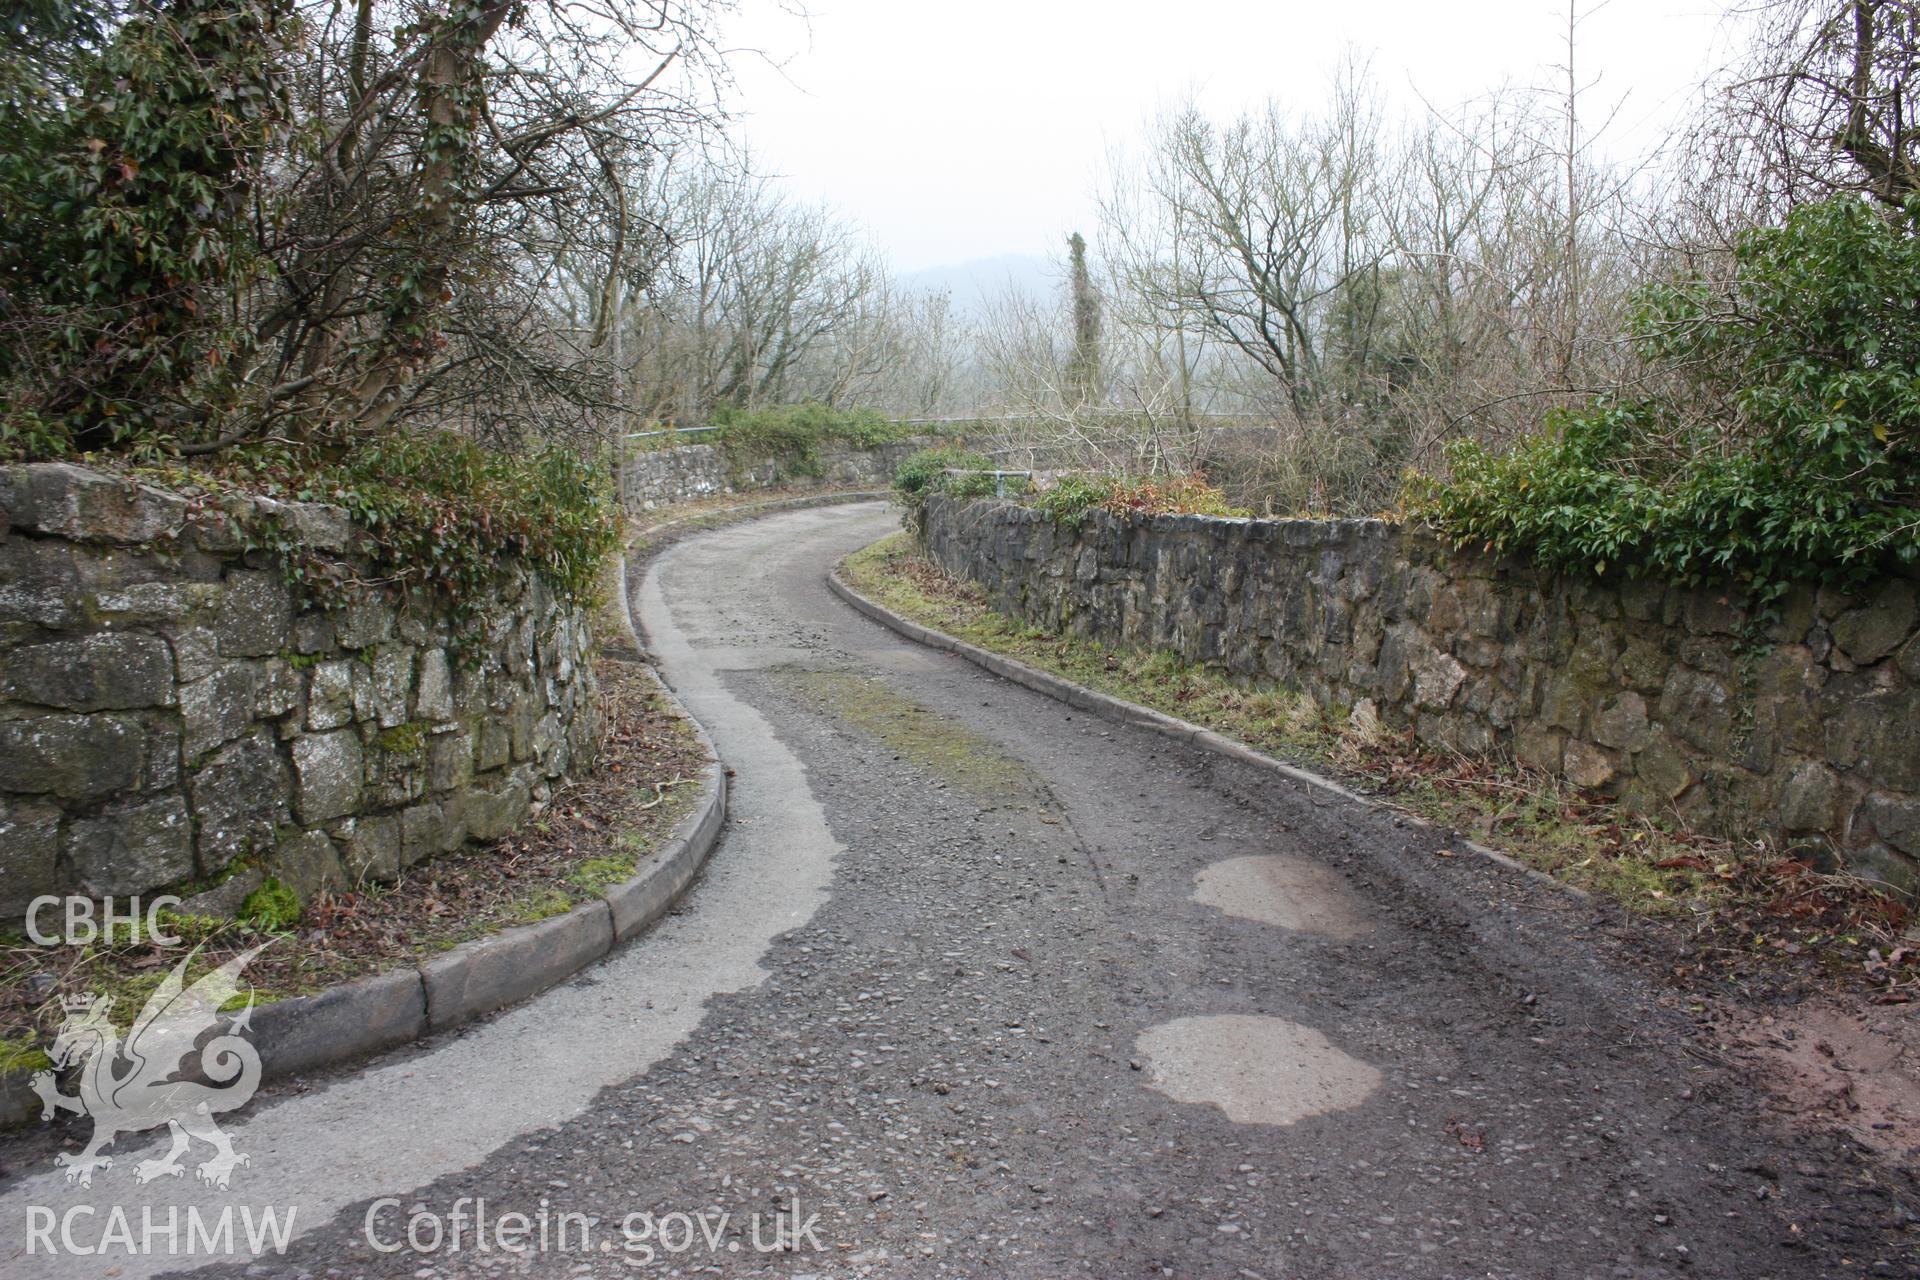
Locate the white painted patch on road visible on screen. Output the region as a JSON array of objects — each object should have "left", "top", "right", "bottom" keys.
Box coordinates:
[
  {"left": 1192, "top": 854, "right": 1373, "bottom": 939},
  {"left": 1137, "top": 1015, "right": 1382, "bottom": 1127}
]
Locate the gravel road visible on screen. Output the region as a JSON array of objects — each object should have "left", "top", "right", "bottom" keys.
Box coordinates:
[{"left": 5, "top": 500, "right": 1912, "bottom": 1280}]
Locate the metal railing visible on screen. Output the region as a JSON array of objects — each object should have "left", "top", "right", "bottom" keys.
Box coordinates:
[
  {"left": 941, "top": 467, "right": 1033, "bottom": 498},
  {"left": 624, "top": 424, "right": 722, "bottom": 441}
]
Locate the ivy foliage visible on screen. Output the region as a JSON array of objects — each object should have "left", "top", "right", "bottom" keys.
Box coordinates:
[
  {"left": 170, "top": 431, "right": 621, "bottom": 635},
  {"left": 0, "top": 4, "right": 619, "bottom": 626},
  {"left": 1411, "top": 196, "right": 1920, "bottom": 602},
  {"left": 0, "top": 0, "right": 289, "bottom": 456}
]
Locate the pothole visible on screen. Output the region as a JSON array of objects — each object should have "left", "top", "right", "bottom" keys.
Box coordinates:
[
  {"left": 1136, "top": 1014, "right": 1383, "bottom": 1126},
  {"left": 1192, "top": 854, "right": 1373, "bottom": 938}
]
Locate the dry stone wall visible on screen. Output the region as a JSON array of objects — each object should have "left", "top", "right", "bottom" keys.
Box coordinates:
[
  {"left": 0, "top": 463, "right": 600, "bottom": 917},
  {"left": 621, "top": 438, "right": 931, "bottom": 511},
  {"left": 922, "top": 496, "right": 1920, "bottom": 891}
]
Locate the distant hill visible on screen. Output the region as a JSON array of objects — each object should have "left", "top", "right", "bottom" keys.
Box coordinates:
[{"left": 900, "top": 253, "right": 1058, "bottom": 319}]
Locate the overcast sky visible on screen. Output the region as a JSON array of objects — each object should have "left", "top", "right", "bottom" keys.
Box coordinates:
[{"left": 714, "top": 0, "right": 1742, "bottom": 274}]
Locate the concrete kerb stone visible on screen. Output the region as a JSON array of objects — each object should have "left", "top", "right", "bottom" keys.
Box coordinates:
[
  {"left": 421, "top": 900, "right": 615, "bottom": 1031},
  {"left": 605, "top": 759, "right": 727, "bottom": 944},
  {"left": 828, "top": 561, "right": 1588, "bottom": 903},
  {"left": 251, "top": 967, "right": 426, "bottom": 1083}
]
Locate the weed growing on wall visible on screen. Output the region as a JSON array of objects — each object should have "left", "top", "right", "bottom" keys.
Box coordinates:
[{"left": 146, "top": 430, "right": 621, "bottom": 645}]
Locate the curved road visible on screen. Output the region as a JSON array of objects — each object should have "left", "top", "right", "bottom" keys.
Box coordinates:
[{"left": 0, "top": 501, "right": 1904, "bottom": 1279}]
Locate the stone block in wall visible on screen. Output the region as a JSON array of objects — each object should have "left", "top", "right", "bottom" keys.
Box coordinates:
[
  {"left": 400, "top": 802, "right": 447, "bottom": 867},
  {"left": 189, "top": 729, "right": 288, "bottom": 873},
  {"left": 1563, "top": 740, "right": 1618, "bottom": 791},
  {"left": 1514, "top": 726, "right": 1564, "bottom": 773},
  {"left": 1850, "top": 842, "right": 1918, "bottom": 896},
  {"left": 1632, "top": 737, "right": 1693, "bottom": 802},
  {"left": 476, "top": 715, "right": 511, "bottom": 771},
  {"left": 186, "top": 507, "right": 245, "bottom": 555},
  {"left": 0, "top": 798, "right": 61, "bottom": 916},
  {"left": 414, "top": 648, "right": 454, "bottom": 722},
  {"left": 1862, "top": 793, "right": 1920, "bottom": 857},
  {"left": 266, "top": 497, "right": 355, "bottom": 551},
  {"left": 350, "top": 659, "right": 377, "bottom": 721},
  {"left": 1374, "top": 624, "right": 1415, "bottom": 703},
  {"left": 0, "top": 538, "right": 88, "bottom": 629},
  {"left": 1901, "top": 633, "right": 1920, "bottom": 683},
  {"left": 254, "top": 658, "right": 303, "bottom": 721},
  {"left": 1862, "top": 689, "right": 1920, "bottom": 791},
  {"left": 1829, "top": 580, "right": 1917, "bottom": 666},
  {"left": 1824, "top": 687, "right": 1920, "bottom": 790},
  {"left": 1409, "top": 644, "right": 1468, "bottom": 711},
  {"left": 364, "top": 727, "right": 427, "bottom": 808},
  {"left": 1659, "top": 669, "right": 1735, "bottom": 754},
  {"left": 169, "top": 627, "right": 220, "bottom": 683},
  {"left": 1618, "top": 575, "right": 1666, "bottom": 623},
  {"left": 291, "top": 612, "right": 335, "bottom": 654},
  {"left": 371, "top": 647, "right": 413, "bottom": 728},
  {"left": 452, "top": 664, "right": 486, "bottom": 719},
  {"left": 5, "top": 463, "right": 186, "bottom": 544},
  {"left": 1592, "top": 692, "right": 1651, "bottom": 753},
  {"left": 176, "top": 866, "right": 262, "bottom": 918},
  {"left": 216, "top": 571, "right": 293, "bottom": 658},
  {"left": 142, "top": 724, "right": 181, "bottom": 793},
  {"left": 508, "top": 698, "right": 538, "bottom": 761},
  {"left": 462, "top": 772, "right": 531, "bottom": 841},
  {"left": 338, "top": 814, "right": 401, "bottom": 883},
  {"left": 332, "top": 596, "right": 395, "bottom": 649},
  {"left": 64, "top": 797, "right": 194, "bottom": 895},
  {"left": 429, "top": 730, "right": 474, "bottom": 792},
  {"left": 1778, "top": 762, "right": 1840, "bottom": 833},
  {"left": 292, "top": 729, "right": 364, "bottom": 824},
  {"left": 93, "top": 581, "right": 218, "bottom": 625},
  {"left": 180, "top": 663, "right": 259, "bottom": 762},
  {"left": 396, "top": 587, "right": 442, "bottom": 646},
  {"left": 269, "top": 829, "right": 346, "bottom": 904},
  {"left": 1536, "top": 673, "right": 1587, "bottom": 736},
  {"left": 1682, "top": 590, "right": 1742, "bottom": 636},
  {"left": 0, "top": 713, "right": 145, "bottom": 801},
  {"left": 1422, "top": 712, "right": 1495, "bottom": 756},
  {"left": 306, "top": 660, "right": 355, "bottom": 731},
  {"left": 1, "top": 632, "right": 176, "bottom": 711},
  {"left": 1612, "top": 634, "right": 1670, "bottom": 694}
]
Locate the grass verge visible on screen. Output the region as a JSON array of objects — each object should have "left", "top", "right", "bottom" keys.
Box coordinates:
[
  {"left": 0, "top": 657, "right": 708, "bottom": 1044},
  {"left": 842, "top": 533, "right": 1918, "bottom": 998}
]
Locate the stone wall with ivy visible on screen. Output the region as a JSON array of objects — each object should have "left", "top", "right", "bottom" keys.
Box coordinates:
[
  {"left": 621, "top": 438, "right": 932, "bottom": 511},
  {"left": 922, "top": 496, "right": 1920, "bottom": 891},
  {"left": 0, "top": 463, "right": 600, "bottom": 918}
]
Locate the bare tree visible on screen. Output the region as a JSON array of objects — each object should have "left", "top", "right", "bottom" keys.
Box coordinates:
[{"left": 1701, "top": 0, "right": 1920, "bottom": 214}]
